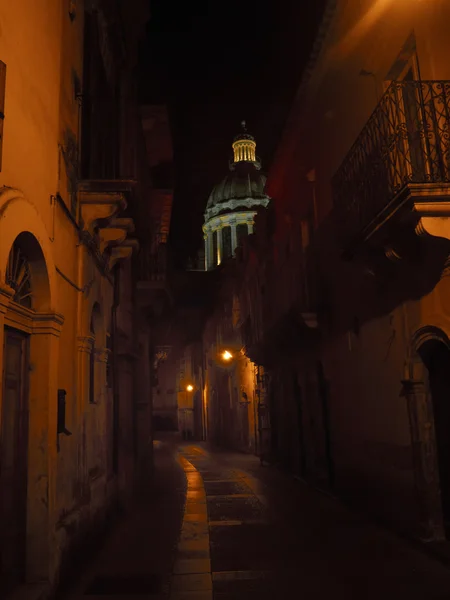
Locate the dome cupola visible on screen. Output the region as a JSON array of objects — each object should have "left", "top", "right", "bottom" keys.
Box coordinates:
[
  {"left": 232, "top": 121, "right": 257, "bottom": 164},
  {"left": 202, "top": 121, "right": 271, "bottom": 270}
]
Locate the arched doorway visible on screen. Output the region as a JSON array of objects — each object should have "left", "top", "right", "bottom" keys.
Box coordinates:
[
  {"left": 0, "top": 232, "right": 56, "bottom": 594},
  {"left": 418, "top": 337, "right": 450, "bottom": 536}
]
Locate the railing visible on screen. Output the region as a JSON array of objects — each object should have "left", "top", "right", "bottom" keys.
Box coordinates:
[
  {"left": 138, "top": 243, "right": 168, "bottom": 282},
  {"left": 332, "top": 80, "right": 450, "bottom": 236}
]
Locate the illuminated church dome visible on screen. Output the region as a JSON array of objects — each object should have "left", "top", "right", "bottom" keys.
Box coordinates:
[{"left": 203, "top": 121, "right": 270, "bottom": 270}]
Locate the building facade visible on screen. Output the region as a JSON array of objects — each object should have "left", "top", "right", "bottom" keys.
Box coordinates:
[
  {"left": 0, "top": 0, "right": 161, "bottom": 596},
  {"left": 199, "top": 127, "right": 273, "bottom": 453},
  {"left": 235, "top": 0, "right": 450, "bottom": 544}
]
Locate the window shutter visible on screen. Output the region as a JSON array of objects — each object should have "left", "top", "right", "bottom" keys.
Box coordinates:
[{"left": 0, "top": 61, "right": 6, "bottom": 172}]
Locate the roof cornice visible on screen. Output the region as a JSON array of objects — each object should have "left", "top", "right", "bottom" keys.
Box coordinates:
[{"left": 270, "top": 0, "right": 338, "bottom": 167}]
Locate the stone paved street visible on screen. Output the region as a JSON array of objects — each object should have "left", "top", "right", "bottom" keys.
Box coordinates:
[{"left": 62, "top": 437, "right": 450, "bottom": 599}]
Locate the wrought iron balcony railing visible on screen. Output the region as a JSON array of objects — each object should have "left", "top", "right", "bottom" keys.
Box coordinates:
[
  {"left": 138, "top": 243, "right": 168, "bottom": 282},
  {"left": 332, "top": 80, "right": 450, "bottom": 237}
]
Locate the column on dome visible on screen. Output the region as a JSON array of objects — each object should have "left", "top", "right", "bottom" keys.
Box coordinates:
[
  {"left": 248, "top": 220, "right": 254, "bottom": 234},
  {"left": 217, "top": 227, "right": 223, "bottom": 265},
  {"left": 231, "top": 221, "right": 237, "bottom": 255},
  {"left": 212, "top": 230, "right": 218, "bottom": 267},
  {"left": 206, "top": 231, "right": 214, "bottom": 270},
  {"left": 204, "top": 230, "right": 211, "bottom": 270}
]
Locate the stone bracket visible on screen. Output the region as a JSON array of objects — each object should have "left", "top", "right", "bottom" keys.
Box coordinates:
[
  {"left": 77, "top": 335, "right": 95, "bottom": 353},
  {"left": 414, "top": 201, "right": 450, "bottom": 241},
  {"left": 98, "top": 217, "right": 135, "bottom": 254},
  {"left": 78, "top": 179, "right": 136, "bottom": 234},
  {"left": 79, "top": 193, "right": 126, "bottom": 234},
  {"left": 109, "top": 239, "right": 139, "bottom": 270}
]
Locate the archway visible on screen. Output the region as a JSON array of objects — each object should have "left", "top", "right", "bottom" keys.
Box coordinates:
[
  {"left": 5, "top": 232, "right": 51, "bottom": 311},
  {"left": 417, "top": 335, "right": 450, "bottom": 535},
  {"left": 0, "top": 231, "right": 61, "bottom": 593}
]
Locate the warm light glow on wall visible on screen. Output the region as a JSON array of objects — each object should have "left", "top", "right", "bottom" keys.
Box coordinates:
[
  {"left": 222, "top": 350, "right": 233, "bottom": 361},
  {"left": 232, "top": 139, "right": 256, "bottom": 163}
]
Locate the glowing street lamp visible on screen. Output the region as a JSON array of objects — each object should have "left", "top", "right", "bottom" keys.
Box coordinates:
[
  {"left": 222, "top": 350, "right": 233, "bottom": 361},
  {"left": 186, "top": 384, "right": 194, "bottom": 392}
]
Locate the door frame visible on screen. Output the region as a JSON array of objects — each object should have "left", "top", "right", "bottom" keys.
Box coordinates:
[{"left": 1, "top": 326, "right": 30, "bottom": 591}]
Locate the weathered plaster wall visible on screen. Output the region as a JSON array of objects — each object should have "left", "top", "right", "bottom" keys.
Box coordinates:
[{"left": 265, "top": 0, "right": 450, "bottom": 536}]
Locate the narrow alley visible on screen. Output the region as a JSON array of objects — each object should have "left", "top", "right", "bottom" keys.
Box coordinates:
[{"left": 61, "top": 437, "right": 450, "bottom": 600}]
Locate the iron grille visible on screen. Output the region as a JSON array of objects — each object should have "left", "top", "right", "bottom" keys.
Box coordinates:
[
  {"left": 332, "top": 80, "right": 450, "bottom": 236},
  {"left": 139, "top": 242, "right": 168, "bottom": 281}
]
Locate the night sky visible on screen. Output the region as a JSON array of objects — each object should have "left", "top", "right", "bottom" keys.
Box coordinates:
[{"left": 139, "top": 0, "right": 326, "bottom": 266}]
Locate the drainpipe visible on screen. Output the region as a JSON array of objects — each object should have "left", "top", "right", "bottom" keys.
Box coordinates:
[
  {"left": 111, "top": 265, "right": 120, "bottom": 478},
  {"left": 75, "top": 238, "right": 85, "bottom": 495}
]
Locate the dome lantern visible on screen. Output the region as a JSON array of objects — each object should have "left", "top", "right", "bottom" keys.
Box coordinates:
[{"left": 232, "top": 120, "right": 257, "bottom": 164}]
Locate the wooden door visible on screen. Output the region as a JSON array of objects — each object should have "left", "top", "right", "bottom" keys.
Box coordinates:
[{"left": 0, "top": 328, "right": 29, "bottom": 593}]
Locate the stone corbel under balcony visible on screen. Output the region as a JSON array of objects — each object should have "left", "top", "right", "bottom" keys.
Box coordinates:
[
  {"left": 78, "top": 179, "right": 135, "bottom": 235},
  {"left": 301, "top": 312, "right": 319, "bottom": 329},
  {"left": 108, "top": 239, "right": 139, "bottom": 270},
  {"left": 414, "top": 200, "right": 450, "bottom": 242},
  {"left": 98, "top": 218, "right": 135, "bottom": 254}
]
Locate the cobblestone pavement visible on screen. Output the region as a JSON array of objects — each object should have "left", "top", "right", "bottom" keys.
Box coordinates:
[{"left": 63, "top": 438, "right": 450, "bottom": 600}]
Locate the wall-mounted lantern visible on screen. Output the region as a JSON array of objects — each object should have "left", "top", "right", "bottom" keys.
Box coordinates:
[{"left": 221, "top": 350, "right": 233, "bottom": 361}]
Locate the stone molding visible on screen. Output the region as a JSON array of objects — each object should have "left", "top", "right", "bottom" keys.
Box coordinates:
[
  {"left": 2, "top": 298, "right": 64, "bottom": 337},
  {"left": 94, "top": 347, "right": 110, "bottom": 363},
  {"left": 204, "top": 197, "right": 270, "bottom": 225},
  {"left": 77, "top": 335, "right": 95, "bottom": 353},
  {"left": 0, "top": 282, "right": 14, "bottom": 314},
  {"left": 32, "top": 312, "right": 65, "bottom": 337}
]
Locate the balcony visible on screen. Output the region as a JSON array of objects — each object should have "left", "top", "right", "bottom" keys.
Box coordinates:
[
  {"left": 136, "top": 242, "right": 173, "bottom": 313},
  {"left": 333, "top": 80, "right": 450, "bottom": 250},
  {"left": 138, "top": 244, "right": 168, "bottom": 283},
  {"left": 239, "top": 251, "right": 318, "bottom": 366}
]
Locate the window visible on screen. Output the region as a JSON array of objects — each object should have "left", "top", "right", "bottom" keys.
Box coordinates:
[{"left": 212, "top": 231, "right": 218, "bottom": 267}]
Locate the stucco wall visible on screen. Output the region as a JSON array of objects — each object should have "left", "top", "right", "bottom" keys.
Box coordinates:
[
  {"left": 264, "top": 0, "right": 450, "bottom": 535},
  {"left": 0, "top": 0, "right": 143, "bottom": 591}
]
